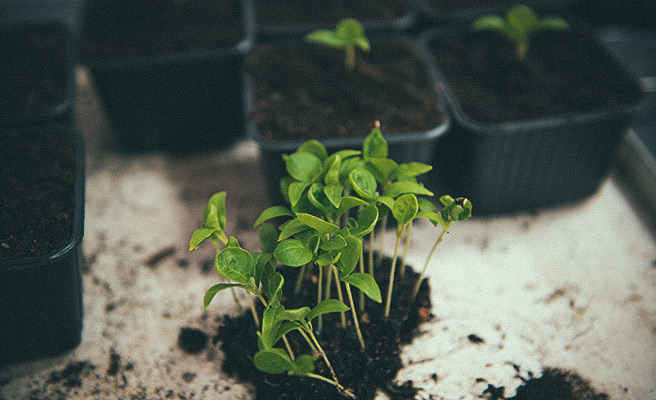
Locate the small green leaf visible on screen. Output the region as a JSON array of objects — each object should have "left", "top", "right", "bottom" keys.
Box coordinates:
[
  {"left": 274, "top": 239, "right": 313, "bottom": 267},
  {"left": 203, "top": 283, "right": 248, "bottom": 308},
  {"left": 261, "top": 306, "right": 283, "bottom": 349},
  {"left": 254, "top": 348, "right": 294, "bottom": 374},
  {"left": 288, "top": 181, "right": 310, "bottom": 207},
  {"left": 279, "top": 306, "right": 311, "bottom": 322},
  {"left": 255, "top": 206, "right": 294, "bottom": 227},
  {"left": 349, "top": 168, "right": 378, "bottom": 200},
  {"left": 259, "top": 223, "right": 278, "bottom": 254},
  {"left": 291, "top": 354, "right": 316, "bottom": 376},
  {"left": 336, "top": 235, "right": 362, "bottom": 277},
  {"left": 350, "top": 204, "right": 378, "bottom": 237},
  {"left": 306, "top": 29, "right": 344, "bottom": 48},
  {"left": 392, "top": 194, "right": 419, "bottom": 227},
  {"left": 189, "top": 228, "right": 216, "bottom": 251},
  {"left": 306, "top": 299, "right": 350, "bottom": 322},
  {"left": 297, "top": 140, "right": 328, "bottom": 161},
  {"left": 203, "top": 192, "right": 227, "bottom": 231},
  {"left": 319, "top": 234, "right": 348, "bottom": 251},
  {"left": 391, "top": 162, "right": 433, "bottom": 180},
  {"left": 252, "top": 252, "right": 272, "bottom": 287},
  {"left": 334, "top": 196, "right": 369, "bottom": 220},
  {"left": 342, "top": 273, "right": 382, "bottom": 303},
  {"left": 215, "top": 247, "right": 254, "bottom": 284},
  {"left": 286, "top": 151, "right": 323, "bottom": 182},
  {"left": 324, "top": 155, "right": 342, "bottom": 186},
  {"left": 383, "top": 181, "right": 433, "bottom": 198},
  {"left": 363, "top": 127, "right": 388, "bottom": 159},
  {"left": 315, "top": 250, "right": 341, "bottom": 266},
  {"left": 323, "top": 184, "right": 343, "bottom": 209},
  {"left": 296, "top": 213, "right": 339, "bottom": 235},
  {"left": 278, "top": 218, "right": 311, "bottom": 241},
  {"left": 261, "top": 263, "right": 284, "bottom": 305}
]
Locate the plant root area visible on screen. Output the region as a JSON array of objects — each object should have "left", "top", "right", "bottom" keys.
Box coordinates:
[{"left": 215, "top": 256, "right": 433, "bottom": 399}]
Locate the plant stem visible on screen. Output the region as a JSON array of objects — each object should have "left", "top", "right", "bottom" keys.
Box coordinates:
[
  {"left": 282, "top": 334, "right": 295, "bottom": 361},
  {"left": 304, "top": 373, "right": 356, "bottom": 399},
  {"left": 399, "top": 220, "right": 413, "bottom": 278},
  {"left": 317, "top": 263, "right": 323, "bottom": 332},
  {"left": 384, "top": 228, "right": 405, "bottom": 319},
  {"left": 325, "top": 263, "right": 333, "bottom": 302},
  {"left": 376, "top": 215, "right": 388, "bottom": 268},
  {"left": 230, "top": 287, "right": 243, "bottom": 313},
  {"left": 345, "top": 44, "right": 355, "bottom": 71},
  {"left": 345, "top": 282, "right": 365, "bottom": 351},
  {"left": 358, "top": 246, "right": 365, "bottom": 312},
  {"left": 412, "top": 228, "right": 448, "bottom": 299},
  {"left": 368, "top": 229, "right": 375, "bottom": 277},
  {"left": 295, "top": 263, "right": 306, "bottom": 295},
  {"left": 297, "top": 328, "right": 318, "bottom": 354},
  {"left": 307, "top": 328, "right": 340, "bottom": 389},
  {"left": 249, "top": 297, "right": 260, "bottom": 327},
  {"left": 331, "top": 266, "right": 347, "bottom": 328}
]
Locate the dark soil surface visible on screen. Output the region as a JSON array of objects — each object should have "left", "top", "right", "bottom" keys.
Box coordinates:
[
  {"left": 247, "top": 37, "right": 445, "bottom": 141},
  {"left": 215, "top": 255, "right": 433, "bottom": 399},
  {"left": 425, "top": 0, "right": 560, "bottom": 11},
  {"left": 80, "top": 0, "right": 245, "bottom": 60},
  {"left": 254, "top": 0, "right": 410, "bottom": 26},
  {"left": 0, "top": 128, "right": 76, "bottom": 262},
  {"left": 426, "top": 25, "right": 643, "bottom": 123},
  {"left": 0, "top": 24, "right": 69, "bottom": 116}
]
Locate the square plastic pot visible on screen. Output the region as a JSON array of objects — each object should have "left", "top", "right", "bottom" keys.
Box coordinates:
[
  {"left": 0, "top": 126, "right": 85, "bottom": 365},
  {"left": 244, "top": 36, "right": 450, "bottom": 205},
  {"left": 420, "top": 26, "right": 645, "bottom": 215},
  {"left": 0, "top": 21, "right": 76, "bottom": 128},
  {"left": 81, "top": 0, "right": 255, "bottom": 153}
]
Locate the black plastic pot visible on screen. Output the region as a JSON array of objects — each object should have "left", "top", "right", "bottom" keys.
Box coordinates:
[
  {"left": 0, "top": 21, "right": 76, "bottom": 128},
  {"left": 0, "top": 125, "right": 85, "bottom": 364},
  {"left": 80, "top": 0, "right": 255, "bottom": 153},
  {"left": 244, "top": 36, "right": 450, "bottom": 205},
  {"left": 253, "top": 0, "right": 418, "bottom": 40},
  {"left": 420, "top": 25, "right": 645, "bottom": 215}
]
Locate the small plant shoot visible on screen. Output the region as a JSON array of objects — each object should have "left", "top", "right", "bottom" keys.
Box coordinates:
[
  {"left": 306, "top": 18, "right": 370, "bottom": 71},
  {"left": 472, "top": 4, "right": 569, "bottom": 60},
  {"left": 189, "top": 122, "right": 471, "bottom": 398}
]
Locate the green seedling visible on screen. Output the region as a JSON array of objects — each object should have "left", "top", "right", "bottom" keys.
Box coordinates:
[
  {"left": 472, "top": 4, "right": 569, "bottom": 60},
  {"left": 411, "top": 196, "right": 473, "bottom": 299},
  {"left": 306, "top": 18, "right": 370, "bottom": 71}
]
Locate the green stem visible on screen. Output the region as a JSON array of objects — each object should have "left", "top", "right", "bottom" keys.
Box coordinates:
[
  {"left": 384, "top": 228, "right": 405, "bottom": 319},
  {"left": 230, "top": 287, "right": 243, "bottom": 313},
  {"left": 304, "top": 373, "right": 356, "bottom": 399},
  {"left": 249, "top": 297, "right": 260, "bottom": 327},
  {"left": 295, "top": 264, "right": 306, "bottom": 295},
  {"left": 317, "top": 263, "right": 323, "bottom": 332},
  {"left": 345, "top": 282, "right": 365, "bottom": 351},
  {"left": 358, "top": 246, "right": 365, "bottom": 312},
  {"left": 345, "top": 45, "right": 355, "bottom": 71},
  {"left": 412, "top": 227, "right": 448, "bottom": 299},
  {"left": 282, "top": 334, "right": 295, "bottom": 361},
  {"left": 376, "top": 215, "right": 388, "bottom": 268},
  {"left": 307, "top": 328, "right": 340, "bottom": 388},
  {"left": 399, "top": 220, "right": 413, "bottom": 278},
  {"left": 368, "top": 229, "right": 375, "bottom": 277},
  {"left": 325, "top": 263, "right": 333, "bottom": 302},
  {"left": 331, "top": 266, "right": 347, "bottom": 328}
]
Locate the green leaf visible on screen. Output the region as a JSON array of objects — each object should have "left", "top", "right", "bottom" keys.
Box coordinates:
[
  {"left": 334, "top": 196, "right": 369, "bottom": 220},
  {"left": 392, "top": 194, "right": 419, "bottom": 227},
  {"left": 278, "top": 218, "right": 311, "bottom": 241},
  {"left": 336, "top": 18, "right": 366, "bottom": 44},
  {"left": 362, "top": 127, "right": 388, "bottom": 159},
  {"left": 274, "top": 239, "right": 313, "bottom": 267},
  {"left": 471, "top": 15, "right": 507, "bottom": 32},
  {"left": 259, "top": 223, "right": 278, "bottom": 254},
  {"left": 297, "top": 140, "right": 328, "bottom": 161},
  {"left": 276, "top": 321, "right": 303, "bottom": 345},
  {"left": 366, "top": 157, "right": 398, "bottom": 182},
  {"left": 319, "top": 234, "right": 348, "bottom": 251},
  {"left": 324, "top": 154, "right": 342, "bottom": 186},
  {"left": 418, "top": 197, "right": 437, "bottom": 213},
  {"left": 391, "top": 162, "right": 433, "bottom": 180},
  {"left": 288, "top": 181, "right": 310, "bottom": 207},
  {"left": 189, "top": 228, "right": 216, "bottom": 251},
  {"left": 279, "top": 306, "right": 311, "bottom": 322},
  {"left": 323, "top": 184, "right": 343, "bottom": 209},
  {"left": 306, "top": 29, "right": 344, "bottom": 48},
  {"left": 203, "top": 192, "right": 227, "bottom": 231},
  {"left": 336, "top": 235, "right": 362, "bottom": 277},
  {"left": 252, "top": 252, "right": 272, "bottom": 287},
  {"left": 254, "top": 348, "right": 294, "bottom": 374},
  {"left": 296, "top": 213, "right": 339, "bottom": 235},
  {"left": 261, "top": 306, "right": 283, "bottom": 349},
  {"left": 203, "top": 283, "right": 248, "bottom": 308},
  {"left": 291, "top": 354, "right": 316, "bottom": 376},
  {"left": 306, "top": 299, "right": 350, "bottom": 322},
  {"left": 349, "top": 168, "right": 378, "bottom": 201},
  {"left": 286, "top": 152, "right": 323, "bottom": 182},
  {"left": 307, "top": 183, "right": 330, "bottom": 212},
  {"left": 339, "top": 156, "right": 362, "bottom": 185},
  {"left": 255, "top": 206, "right": 294, "bottom": 227},
  {"left": 215, "top": 247, "right": 254, "bottom": 284},
  {"left": 351, "top": 204, "right": 378, "bottom": 237},
  {"left": 342, "top": 273, "right": 382, "bottom": 303},
  {"left": 383, "top": 181, "right": 433, "bottom": 198},
  {"left": 261, "top": 263, "right": 284, "bottom": 305},
  {"left": 316, "top": 250, "right": 341, "bottom": 266}
]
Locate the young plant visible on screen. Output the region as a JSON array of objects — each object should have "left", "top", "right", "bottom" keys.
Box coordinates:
[
  {"left": 411, "top": 196, "right": 473, "bottom": 299},
  {"left": 306, "top": 18, "right": 370, "bottom": 71},
  {"left": 471, "top": 4, "right": 569, "bottom": 60}
]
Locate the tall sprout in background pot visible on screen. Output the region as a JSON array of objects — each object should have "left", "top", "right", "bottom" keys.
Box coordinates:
[{"left": 306, "top": 18, "right": 370, "bottom": 71}]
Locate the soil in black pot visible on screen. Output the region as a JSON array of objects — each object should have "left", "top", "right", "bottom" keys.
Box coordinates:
[
  {"left": 247, "top": 37, "right": 445, "bottom": 141},
  {"left": 0, "top": 24, "right": 69, "bottom": 116},
  {"left": 254, "top": 0, "right": 409, "bottom": 26},
  {"left": 426, "top": 0, "right": 559, "bottom": 11},
  {"left": 0, "top": 128, "right": 76, "bottom": 261},
  {"left": 427, "top": 25, "right": 643, "bottom": 123},
  {"left": 214, "top": 253, "right": 432, "bottom": 399},
  {"left": 80, "top": 0, "right": 245, "bottom": 60}
]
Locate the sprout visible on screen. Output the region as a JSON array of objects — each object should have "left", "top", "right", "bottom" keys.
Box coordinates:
[{"left": 306, "top": 18, "right": 370, "bottom": 71}]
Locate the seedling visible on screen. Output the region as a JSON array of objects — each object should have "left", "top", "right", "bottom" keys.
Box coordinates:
[
  {"left": 306, "top": 18, "right": 370, "bottom": 71},
  {"left": 472, "top": 4, "right": 569, "bottom": 60}
]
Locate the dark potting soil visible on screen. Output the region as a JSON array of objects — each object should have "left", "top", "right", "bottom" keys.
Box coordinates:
[
  {"left": 80, "top": 0, "right": 245, "bottom": 60},
  {"left": 0, "top": 129, "right": 76, "bottom": 262},
  {"left": 214, "top": 255, "right": 432, "bottom": 399},
  {"left": 0, "top": 24, "right": 69, "bottom": 116},
  {"left": 247, "top": 37, "right": 445, "bottom": 141},
  {"left": 427, "top": 25, "right": 643, "bottom": 123},
  {"left": 254, "top": 0, "right": 409, "bottom": 26}
]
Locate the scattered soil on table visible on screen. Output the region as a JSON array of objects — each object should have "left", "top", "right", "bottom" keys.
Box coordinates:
[
  {"left": 0, "top": 128, "right": 77, "bottom": 262},
  {"left": 214, "top": 254, "right": 432, "bottom": 399},
  {"left": 426, "top": 25, "right": 642, "bottom": 123},
  {"left": 254, "top": 0, "right": 409, "bottom": 27},
  {"left": 80, "top": 0, "right": 245, "bottom": 60},
  {"left": 247, "top": 37, "right": 445, "bottom": 141},
  {"left": 178, "top": 327, "right": 210, "bottom": 355},
  {"left": 0, "top": 24, "right": 69, "bottom": 116}
]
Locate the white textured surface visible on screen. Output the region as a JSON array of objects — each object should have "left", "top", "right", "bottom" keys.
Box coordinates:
[{"left": 1, "top": 69, "right": 655, "bottom": 400}]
